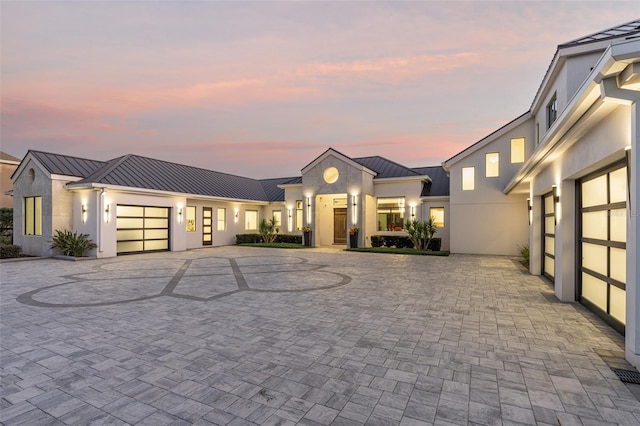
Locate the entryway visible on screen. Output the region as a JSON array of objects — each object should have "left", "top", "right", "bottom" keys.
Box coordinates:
[{"left": 333, "top": 208, "right": 347, "bottom": 244}]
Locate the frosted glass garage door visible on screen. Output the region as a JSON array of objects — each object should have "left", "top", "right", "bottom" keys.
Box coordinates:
[
  {"left": 579, "top": 163, "right": 627, "bottom": 334},
  {"left": 116, "top": 205, "right": 170, "bottom": 254},
  {"left": 542, "top": 192, "right": 555, "bottom": 282}
]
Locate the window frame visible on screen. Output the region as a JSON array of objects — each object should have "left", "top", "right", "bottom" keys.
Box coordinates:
[
  {"left": 24, "top": 196, "right": 42, "bottom": 236},
  {"left": 462, "top": 167, "right": 475, "bottom": 191},
  {"left": 546, "top": 94, "right": 557, "bottom": 129},
  {"left": 376, "top": 197, "right": 406, "bottom": 231},
  {"left": 485, "top": 152, "right": 500, "bottom": 177},
  {"left": 272, "top": 210, "right": 282, "bottom": 227},
  {"left": 245, "top": 210, "right": 258, "bottom": 231},
  {"left": 217, "top": 208, "right": 226, "bottom": 231},
  {"left": 430, "top": 207, "right": 445, "bottom": 228},
  {"left": 296, "top": 200, "right": 303, "bottom": 230},
  {"left": 186, "top": 206, "right": 196, "bottom": 232},
  {"left": 510, "top": 138, "right": 525, "bottom": 164}
]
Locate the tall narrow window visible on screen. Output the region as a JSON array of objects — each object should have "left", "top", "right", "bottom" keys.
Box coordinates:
[
  {"left": 245, "top": 210, "right": 258, "bottom": 230},
  {"left": 186, "top": 206, "right": 196, "bottom": 232},
  {"left": 272, "top": 210, "right": 282, "bottom": 227},
  {"left": 24, "top": 196, "right": 42, "bottom": 236},
  {"left": 296, "top": 200, "right": 303, "bottom": 230},
  {"left": 376, "top": 197, "right": 405, "bottom": 231},
  {"left": 485, "top": 153, "right": 499, "bottom": 177},
  {"left": 430, "top": 207, "right": 445, "bottom": 227},
  {"left": 462, "top": 167, "right": 475, "bottom": 191},
  {"left": 510, "top": 138, "right": 525, "bottom": 163},
  {"left": 217, "top": 208, "right": 226, "bottom": 231},
  {"left": 546, "top": 94, "right": 557, "bottom": 129},
  {"left": 535, "top": 123, "right": 540, "bottom": 145}
]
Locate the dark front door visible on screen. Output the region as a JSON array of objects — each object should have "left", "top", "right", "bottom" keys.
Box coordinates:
[
  {"left": 334, "top": 208, "right": 347, "bottom": 244},
  {"left": 203, "top": 207, "right": 212, "bottom": 246}
]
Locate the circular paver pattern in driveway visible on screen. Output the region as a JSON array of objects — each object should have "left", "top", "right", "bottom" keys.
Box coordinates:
[
  {"left": 1, "top": 246, "right": 638, "bottom": 425},
  {"left": 16, "top": 254, "right": 351, "bottom": 308}
]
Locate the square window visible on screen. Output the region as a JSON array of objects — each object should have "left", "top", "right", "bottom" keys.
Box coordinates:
[
  {"left": 245, "top": 210, "right": 258, "bottom": 230},
  {"left": 462, "top": 167, "right": 475, "bottom": 191},
  {"left": 485, "top": 153, "right": 499, "bottom": 177},
  {"left": 510, "top": 138, "right": 525, "bottom": 163},
  {"left": 430, "top": 207, "right": 445, "bottom": 227},
  {"left": 376, "top": 197, "right": 405, "bottom": 231}
]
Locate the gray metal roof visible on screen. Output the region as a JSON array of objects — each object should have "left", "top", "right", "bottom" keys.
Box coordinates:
[
  {"left": 353, "top": 156, "right": 421, "bottom": 178},
  {"left": 0, "top": 151, "right": 20, "bottom": 162},
  {"left": 74, "top": 154, "right": 272, "bottom": 201},
  {"left": 260, "top": 176, "right": 302, "bottom": 202},
  {"left": 559, "top": 19, "right": 640, "bottom": 48},
  {"left": 412, "top": 166, "right": 450, "bottom": 197},
  {"left": 29, "top": 150, "right": 106, "bottom": 178}
]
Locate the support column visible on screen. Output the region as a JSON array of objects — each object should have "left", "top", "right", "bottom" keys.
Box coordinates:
[
  {"left": 555, "top": 181, "right": 576, "bottom": 302},
  {"left": 626, "top": 102, "right": 640, "bottom": 368}
]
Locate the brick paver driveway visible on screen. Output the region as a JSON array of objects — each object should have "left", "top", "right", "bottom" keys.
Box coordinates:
[{"left": 2, "top": 247, "right": 639, "bottom": 425}]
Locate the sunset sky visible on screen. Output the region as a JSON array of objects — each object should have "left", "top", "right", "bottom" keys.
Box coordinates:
[{"left": 2, "top": 1, "right": 638, "bottom": 178}]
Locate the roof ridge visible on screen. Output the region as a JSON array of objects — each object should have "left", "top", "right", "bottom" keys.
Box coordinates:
[
  {"left": 28, "top": 149, "right": 106, "bottom": 164},
  {"left": 559, "top": 18, "right": 640, "bottom": 48},
  {"left": 353, "top": 155, "right": 420, "bottom": 176},
  {"left": 79, "top": 154, "right": 132, "bottom": 183}
]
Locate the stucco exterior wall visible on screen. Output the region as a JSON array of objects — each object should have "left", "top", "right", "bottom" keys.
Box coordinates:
[
  {"left": 448, "top": 119, "right": 533, "bottom": 255},
  {"left": 421, "top": 197, "right": 450, "bottom": 251},
  {"left": 0, "top": 161, "right": 19, "bottom": 208}
]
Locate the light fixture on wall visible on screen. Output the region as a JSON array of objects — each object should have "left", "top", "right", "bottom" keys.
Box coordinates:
[
  {"left": 81, "top": 203, "right": 88, "bottom": 224},
  {"left": 626, "top": 146, "right": 632, "bottom": 210},
  {"left": 177, "top": 207, "right": 183, "bottom": 224},
  {"left": 552, "top": 185, "right": 560, "bottom": 224},
  {"left": 287, "top": 207, "right": 293, "bottom": 232},
  {"left": 410, "top": 203, "right": 416, "bottom": 220},
  {"left": 104, "top": 204, "right": 110, "bottom": 223},
  {"left": 306, "top": 196, "right": 312, "bottom": 224},
  {"left": 234, "top": 208, "right": 239, "bottom": 223},
  {"left": 527, "top": 198, "right": 532, "bottom": 225}
]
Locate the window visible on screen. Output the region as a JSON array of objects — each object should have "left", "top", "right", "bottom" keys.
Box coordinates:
[
  {"left": 485, "top": 153, "right": 499, "bottom": 177},
  {"left": 186, "top": 206, "right": 196, "bottom": 232},
  {"left": 377, "top": 197, "right": 405, "bottom": 231},
  {"left": 217, "top": 208, "right": 226, "bottom": 231},
  {"left": 546, "top": 95, "right": 557, "bottom": 129},
  {"left": 296, "top": 200, "right": 303, "bottom": 230},
  {"left": 272, "top": 210, "right": 282, "bottom": 227},
  {"left": 430, "top": 207, "right": 445, "bottom": 228},
  {"left": 462, "top": 167, "right": 475, "bottom": 191},
  {"left": 245, "top": 210, "right": 258, "bottom": 230},
  {"left": 510, "top": 138, "right": 525, "bottom": 163},
  {"left": 24, "top": 196, "right": 43, "bottom": 235},
  {"left": 535, "top": 123, "right": 540, "bottom": 145}
]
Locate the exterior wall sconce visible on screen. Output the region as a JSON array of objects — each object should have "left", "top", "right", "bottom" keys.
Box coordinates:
[
  {"left": 527, "top": 198, "right": 532, "bottom": 225},
  {"left": 177, "top": 207, "right": 183, "bottom": 224},
  {"left": 287, "top": 207, "right": 293, "bottom": 232},
  {"left": 626, "top": 146, "right": 632, "bottom": 210},
  {"left": 410, "top": 203, "right": 416, "bottom": 220},
  {"left": 552, "top": 185, "right": 560, "bottom": 224},
  {"left": 234, "top": 208, "right": 239, "bottom": 223},
  {"left": 81, "top": 203, "right": 88, "bottom": 224},
  {"left": 351, "top": 194, "right": 358, "bottom": 224},
  {"left": 104, "top": 204, "right": 110, "bottom": 223},
  {"left": 307, "top": 196, "right": 312, "bottom": 224}
]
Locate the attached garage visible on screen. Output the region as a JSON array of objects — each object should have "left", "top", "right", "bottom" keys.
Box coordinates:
[
  {"left": 116, "top": 205, "right": 170, "bottom": 254},
  {"left": 578, "top": 162, "right": 627, "bottom": 334}
]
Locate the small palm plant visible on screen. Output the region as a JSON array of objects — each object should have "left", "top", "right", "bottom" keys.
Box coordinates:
[
  {"left": 404, "top": 216, "right": 438, "bottom": 251},
  {"left": 50, "top": 229, "right": 97, "bottom": 257},
  {"left": 259, "top": 216, "right": 279, "bottom": 243}
]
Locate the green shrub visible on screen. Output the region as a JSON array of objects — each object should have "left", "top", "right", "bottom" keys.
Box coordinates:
[
  {"left": 237, "top": 233, "right": 303, "bottom": 245},
  {"left": 0, "top": 207, "right": 13, "bottom": 244},
  {"left": 259, "top": 216, "right": 279, "bottom": 243},
  {"left": 427, "top": 238, "right": 442, "bottom": 251},
  {"left": 50, "top": 230, "right": 97, "bottom": 257},
  {"left": 518, "top": 244, "right": 530, "bottom": 268},
  {"left": 275, "top": 234, "right": 302, "bottom": 244},
  {"left": 236, "top": 234, "right": 261, "bottom": 244},
  {"left": 371, "top": 235, "right": 383, "bottom": 247},
  {"left": 0, "top": 244, "right": 22, "bottom": 259}
]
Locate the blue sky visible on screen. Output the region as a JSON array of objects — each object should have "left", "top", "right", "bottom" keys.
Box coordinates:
[{"left": 1, "top": 1, "right": 638, "bottom": 177}]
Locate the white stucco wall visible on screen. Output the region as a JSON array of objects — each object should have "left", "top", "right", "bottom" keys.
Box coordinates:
[{"left": 421, "top": 197, "right": 450, "bottom": 251}]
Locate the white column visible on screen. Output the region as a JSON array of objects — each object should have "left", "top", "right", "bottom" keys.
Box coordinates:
[
  {"left": 626, "top": 102, "right": 640, "bottom": 368},
  {"left": 555, "top": 181, "right": 576, "bottom": 302}
]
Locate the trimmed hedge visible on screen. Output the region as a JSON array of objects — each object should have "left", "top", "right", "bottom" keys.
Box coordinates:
[
  {"left": 236, "top": 234, "right": 302, "bottom": 245},
  {"left": 371, "top": 235, "right": 441, "bottom": 251},
  {"left": 0, "top": 244, "right": 22, "bottom": 259}
]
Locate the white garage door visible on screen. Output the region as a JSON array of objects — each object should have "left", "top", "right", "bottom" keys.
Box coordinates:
[{"left": 116, "top": 205, "right": 170, "bottom": 254}]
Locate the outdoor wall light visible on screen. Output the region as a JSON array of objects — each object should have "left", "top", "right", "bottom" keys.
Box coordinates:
[
  {"left": 552, "top": 185, "right": 560, "bottom": 224},
  {"left": 287, "top": 207, "right": 293, "bottom": 232},
  {"left": 234, "top": 208, "right": 239, "bottom": 223},
  {"left": 81, "top": 203, "right": 88, "bottom": 224},
  {"left": 177, "top": 207, "right": 183, "bottom": 224},
  {"left": 104, "top": 204, "right": 111, "bottom": 223},
  {"left": 307, "top": 196, "right": 312, "bottom": 224},
  {"left": 410, "top": 203, "right": 416, "bottom": 219},
  {"left": 351, "top": 194, "right": 358, "bottom": 225},
  {"left": 527, "top": 198, "right": 532, "bottom": 225}
]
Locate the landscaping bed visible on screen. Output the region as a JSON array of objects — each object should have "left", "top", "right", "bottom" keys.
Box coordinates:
[{"left": 346, "top": 247, "right": 450, "bottom": 256}]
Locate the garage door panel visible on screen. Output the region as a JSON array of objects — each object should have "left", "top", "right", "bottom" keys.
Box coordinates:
[
  {"left": 582, "top": 273, "right": 607, "bottom": 311},
  {"left": 117, "top": 205, "right": 170, "bottom": 255},
  {"left": 611, "top": 209, "right": 626, "bottom": 242},
  {"left": 582, "top": 175, "right": 607, "bottom": 207},
  {"left": 610, "top": 167, "right": 627, "bottom": 203},
  {"left": 610, "top": 248, "right": 626, "bottom": 283},
  {"left": 582, "top": 211, "right": 607, "bottom": 240},
  {"left": 582, "top": 243, "right": 607, "bottom": 276},
  {"left": 610, "top": 285, "right": 626, "bottom": 323}
]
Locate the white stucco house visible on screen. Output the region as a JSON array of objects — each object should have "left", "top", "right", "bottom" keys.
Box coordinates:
[{"left": 9, "top": 19, "right": 640, "bottom": 368}]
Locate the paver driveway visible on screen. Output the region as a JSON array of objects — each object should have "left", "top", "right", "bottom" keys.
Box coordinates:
[{"left": 1, "top": 247, "right": 640, "bottom": 425}]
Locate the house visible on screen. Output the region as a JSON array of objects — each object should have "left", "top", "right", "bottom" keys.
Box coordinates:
[
  {"left": 11, "top": 149, "right": 450, "bottom": 258},
  {"left": 10, "top": 19, "right": 640, "bottom": 369},
  {"left": 443, "top": 19, "right": 640, "bottom": 368},
  {"left": 0, "top": 151, "right": 21, "bottom": 208}
]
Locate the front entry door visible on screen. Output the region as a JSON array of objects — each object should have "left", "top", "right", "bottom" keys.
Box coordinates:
[
  {"left": 203, "top": 207, "right": 212, "bottom": 246},
  {"left": 334, "top": 208, "right": 347, "bottom": 244}
]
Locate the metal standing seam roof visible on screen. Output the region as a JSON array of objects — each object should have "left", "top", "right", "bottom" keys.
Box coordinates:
[
  {"left": 28, "top": 151, "right": 107, "bottom": 178},
  {"left": 352, "top": 156, "right": 421, "bottom": 178},
  {"left": 260, "top": 177, "right": 303, "bottom": 202},
  {"left": 0, "top": 151, "right": 21, "bottom": 162},
  {"left": 559, "top": 19, "right": 640, "bottom": 48},
  {"left": 73, "top": 154, "right": 272, "bottom": 201},
  {"left": 412, "top": 166, "right": 450, "bottom": 197}
]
